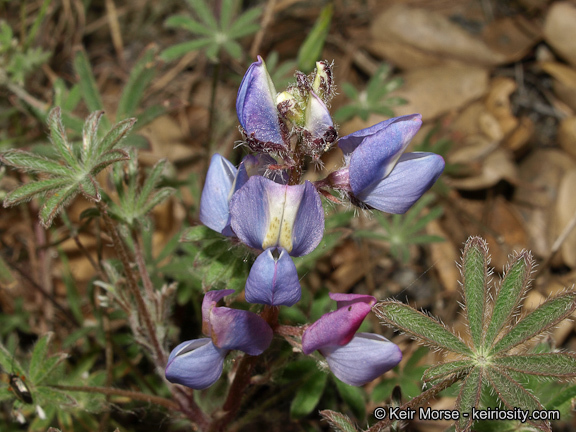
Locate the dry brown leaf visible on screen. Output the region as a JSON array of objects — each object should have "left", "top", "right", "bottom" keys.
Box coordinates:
[
  {"left": 447, "top": 149, "right": 518, "bottom": 190},
  {"left": 369, "top": 4, "right": 506, "bottom": 67},
  {"left": 539, "top": 61, "right": 576, "bottom": 112},
  {"left": 482, "top": 16, "right": 541, "bottom": 63},
  {"left": 426, "top": 219, "right": 459, "bottom": 292},
  {"left": 543, "top": 2, "right": 576, "bottom": 68},
  {"left": 484, "top": 77, "right": 519, "bottom": 136},
  {"left": 558, "top": 116, "right": 576, "bottom": 161},
  {"left": 515, "top": 149, "right": 576, "bottom": 258},
  {"left": 392, "top": 65, "right": 489, "bottom": 120},
  {"left": 556, "top": 168, "right": 576, "bottom": 268}
]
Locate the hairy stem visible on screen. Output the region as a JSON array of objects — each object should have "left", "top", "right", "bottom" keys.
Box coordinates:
[{"left": 96, "top": 200, "right": 165, "bottom": 366}]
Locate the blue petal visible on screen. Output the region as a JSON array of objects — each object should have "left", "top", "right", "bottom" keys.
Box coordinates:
[
  {"left": 245, "top": 248, "right": 301, "bottom": 306},
  {"left": 236, "top": 56, "right": 284, "bottom": 146},
  {"left": 358, "top": 152, "right": 445, "bottom": 214},
  {"left": 199, "top": 154, "right": 236, "bottom": 234},
  {"left": 288, "top": 180, "right": 324, "bottom": 257},
  {"left": 348, "top": 115, "right": 422, "bottom": 196},
  {"left": 321, "top": 333, "right": 402, "bottom": 386},
  {"left": 338, "top": 114, "right": 421, "bottom": 155},
  {"left": 229, "top": 177, "right": 324, "bottom": 256},
  {"left": 210, "top": 306, "right": 274, "bottom": 354},
  {"left": 165, "top": 338, "right": 228, "bottom": 390}
]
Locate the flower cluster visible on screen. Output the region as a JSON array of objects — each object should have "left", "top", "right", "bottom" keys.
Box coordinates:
[{"left": 166, "top": 57, "right": 445, "bottom": 390}]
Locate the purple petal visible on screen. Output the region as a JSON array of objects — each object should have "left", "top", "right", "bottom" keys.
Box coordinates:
[
  {"left": 302, "top": 295, "right": 376, "bottom": 355},
  {"left": 210, "top": 306, "right": 273, "bottom": 354},
  {"left": 245, "top": 247, "right": 301, "bottom": 306},
  {"left": 357, "top": 152, "right": 445, "bottom": 214},
  {"left": 199, "top": 154, "right": 237, "bottom": 233},
  {"left": 347, "top": 115, "right": 422, "bottom": 197},
  {"left": 165, "top": 338, "right": 228, "bottom": 390},
  {"left": 322, "top": 333, "right": 402, "bottom": 386},
  {"left": 230, "top": 177, "right": 324, "bottom": 256},
  {"left": 202, "top": 289, "right": 235, "bottom": 336},
  {"left": 338, "top": 114, "right": 421, "bottom": 155},
  {"left": 237, "top": 56, "right": 284, "bottom": 146}
]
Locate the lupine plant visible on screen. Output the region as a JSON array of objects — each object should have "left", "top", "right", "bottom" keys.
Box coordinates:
[{"left": 164, "top": 56, "right": 445, "bottom": 429}]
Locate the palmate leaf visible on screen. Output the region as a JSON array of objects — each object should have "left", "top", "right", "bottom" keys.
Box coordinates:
[
  {"left": 491, "top": 292, "right": 576, "bottom": 355},
  {"left": 423, "top": 360, "right": 474, "bottom": 383},
  {"left": 494, "top": 353, "right": 576, "bottom": 378},
  {"left": 461, "top": 237, "right": 488, "bottom": 350},
  {"left": 484, "top": 250, "right": 533, "bottom": 349},
  {"left": 3, "top": 178, "right": 71, "bottom": 207},
  {"left": 486, "top": 368, "right": 550, "bottom": 431},
  {"left": 0, "top": 150, "right": 70, "bottom": 176},
  {"left": 455, "top": 366, "right": 483, "bottom": 432},
  {"left": 375, "top": 301, "right": 472, "bottom": 356}
]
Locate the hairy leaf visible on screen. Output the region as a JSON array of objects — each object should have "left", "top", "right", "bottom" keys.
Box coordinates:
[
  {"left": 319, "top": 410, "right": 358, "bottom": 432},
  {"left": 455, "top": 366, "right": 482, "bottom": 432},
  {"left": 0, "top": 150, "right": 70, "bottom": 176},
  {"left": 461, "top": 237, "right": 488, "bottom": 350},
  {"left": 3, "top": 178, "right": 70, "bottom": 207},
  {"left": 423, "top": 360, "right": 474, "bottom": 383},
  {"left": 375, "top": 301, "right": 472, "bottom": 355},
  {"left": 484, "top": 250, "right": 533, "bottom": 349},
  {"left": 495, "top": 353, "right": 576, "bottom": 378},
  {"left": 491, "top": 292, "right": 576, "bottom": 355}
]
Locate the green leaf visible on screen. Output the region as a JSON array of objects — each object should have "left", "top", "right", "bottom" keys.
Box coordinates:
[
  {"left": 136, "top": 159, "right": 167, "bottom": 209},
  {"left": 91, "top": 149, "right": 131, "bottom": 176},
  {"left": 164, "top": 14, "right": 212, "bottom": 36},
  {"left": 0, "top": 150, "right": 70, "bottom": 176},
  {"left": 297, "top": 4, "right": 333, "bottom": 72},
  {"left": 546, "top": 384, "right": 576, "bottom": 410},
  {"left": 484, "top": 250, "right": 532, "bottom": 349},
  {"left": 3, "top": 178, "right": 70, "bottom": 207},
  {"left": 40, "top": 186, "right": 78, "bottom": 228},
  {"left": 160, "top": 39, "right": 213, "bottom": 61},
  {"left": 78, "top": 176, "right": 101, "bottom": 202},
  {"left": 185, "top": 0, "right": 218, "bottom": 30},
  {"left": 35, "top": 386, "right": 77, "bottom": 407},
  {"left": 290, "top": 369, "right": 328, "bottom": 418},
  {"left": 93, "top": 117, "right": 137, "bottom": 157},
  {"left": 29, "top": 333, "right": 52, "bottom": 383},
  {"left": 82, "top": 110, "right": 105, "bottom": 163},
  {"left": 0, "top": 341, "right": 24, "bottom": 375},
  {"left": 117, "top": 46, "right": 158, "bottom": 119},
  {"left": 495, "top": 353, "right": 576, "bottom": 378},
  {"left": 375, "top": 301, "right": 472, "bottom": 356},
  {"left": 455, "top": 367, "right": 482, "bottom": 432},
  {"left": 226, "top": 7, "right": 262, "bottom": 39},
  {"left": 319, "top": 410, "right": 358, "bottom": 432},
  {"left": 47, "top": 107, "right": 79, "bottom": 170},
  {"left": 486, "top": 368, "right": 550, "bottom": 432},
  {"left": 219, "top": 0, "right": 236, "bottom": 30},
  {"left": 461, "top": 237, "right": 488, "bottom": 349},
  {"left": 140, "top": 188, "right": 175, "bottom": 216},
  {"left": 491, "top": 292, "right": 576, "bottom": 355},
  {"left": 423, "top": 360, "right": 473, "bottom": 383},
  {"left": 181, "top": 225, "right": 221, "bottom": 242},
  {"left": 334, "top": 378, "right": 366, "bottom": 420},
  {"left": 73, "top": 50, "right": 105, "bottom": 114},
  {"left": 223, "top": 40, "right": 243, "bottom": 61}
]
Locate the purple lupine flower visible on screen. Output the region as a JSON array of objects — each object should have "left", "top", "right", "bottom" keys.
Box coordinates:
[
  {"left": 328, "top": 114, "right": 445, "bottom": 213},
  {"left": 302, "top": 293, "right": 402, "bottom": 386},
  {"left": 237, "top": 56, "right": 290, "bottom": 157},
  {"left": 166, "top": 289, "right": 273, "bottom": 389},
  {"left": 237, "top": 56, "right": 335, "bottom": 161},
  {"left": 230, "top": 176, "right": 324, "bottom": 306},
  {"left": 200, "top": 153, "right": 286, "bottom": 236}
]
